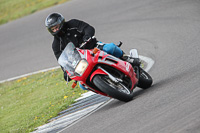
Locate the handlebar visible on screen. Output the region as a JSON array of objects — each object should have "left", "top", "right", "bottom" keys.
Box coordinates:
[{"left": 79, "top": 36, "right": 96, "bottom": 49}]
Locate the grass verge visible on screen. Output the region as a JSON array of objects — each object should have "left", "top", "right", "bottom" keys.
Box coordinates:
[
  {"left": 0, "top": 68, "right": 87, "bottom": 133},
  {"left": 0, "top": 0, "right": 69, "bottom": 25},
  {"left": 0, "top": 0, "right": 87, "bottom": 132}
]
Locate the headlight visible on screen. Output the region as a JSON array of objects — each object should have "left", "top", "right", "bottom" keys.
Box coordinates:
[{"left": 75, "top": 60, "right": 88, "bottom": 76}]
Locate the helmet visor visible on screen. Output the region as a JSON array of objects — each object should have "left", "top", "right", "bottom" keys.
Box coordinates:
[{"left": 50, "top": 24, "right": 60, "bottom": 33}]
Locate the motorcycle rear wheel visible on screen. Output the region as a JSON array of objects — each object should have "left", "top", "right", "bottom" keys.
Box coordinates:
[
  {"left": 93, "top": 75, "right": 134, "bottom": 102},
  {"left": 137, "top": 68, "right": 153, "bottom": 89}
]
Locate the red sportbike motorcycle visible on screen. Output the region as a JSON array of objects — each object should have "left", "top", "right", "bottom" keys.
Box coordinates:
[{"left": 58, "top": 42, "right": 152, "bottom": 102}]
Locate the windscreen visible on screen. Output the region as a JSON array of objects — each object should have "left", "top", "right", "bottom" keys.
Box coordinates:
[{"left": 58, "top": 42, "right": 81, "bottom": 75}]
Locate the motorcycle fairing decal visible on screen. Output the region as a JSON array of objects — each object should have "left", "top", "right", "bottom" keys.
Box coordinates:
[
  {"left": 107, "top": 55, "right": 121, "bottom": 62},
  {"left": 78, "top": 49, "right": 87, "bottom": 59},
  {"left": 98, "top": 57, "right": 115, "bottom": 65},
  {"left": 99, "top": 52, "right": 121, "bottom": 62},
  {"left": 98, "top": 51, "right": 109, "bottom": 61},
  {"left": 96, "top": 51, "right": 120, "bottom": 65},
  {"left": 99, "top": 51, "right": 108, "bottom": 57},
  {"left": 125, "top": 62, "right": 131, "bottom": 72},
  {"left": 78, "top": 49, "right": 85, "bottom": 55}
]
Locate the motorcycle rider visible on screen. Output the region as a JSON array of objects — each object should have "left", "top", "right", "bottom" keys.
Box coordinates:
[{"left": 45, "top": 13, "right": 140, "bottom": 86}]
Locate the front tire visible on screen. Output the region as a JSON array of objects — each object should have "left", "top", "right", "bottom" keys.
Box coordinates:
[{"left": 93, "top": 75, "right": 134, "bottom": 102}]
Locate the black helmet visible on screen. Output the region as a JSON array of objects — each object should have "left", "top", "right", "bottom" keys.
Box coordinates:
[{"left": 45, "top": 13, "right": 65, "bottom": 36}]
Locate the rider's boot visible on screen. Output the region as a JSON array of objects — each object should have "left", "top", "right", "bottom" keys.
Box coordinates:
[
  {"left": 121, "top": 55, "right": 141, "bottom": 67},
  {"left": 121, "top": 55, "right": 141, "bottom": 79}
]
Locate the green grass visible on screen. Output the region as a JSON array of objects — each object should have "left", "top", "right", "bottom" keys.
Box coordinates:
[
  {"left": 0, "top": 0, "right": 87, "bottom": 132},
  {"left": 0, "top": 68, "right": 87, "bottom": 133},
  {"left": 0, "top": 0, "right": 69, "bottom": 25}
]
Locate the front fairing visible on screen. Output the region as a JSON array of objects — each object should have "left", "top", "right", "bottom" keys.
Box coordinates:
[{"left": 58, "top": 42, "right": 81, "bottom": 76}]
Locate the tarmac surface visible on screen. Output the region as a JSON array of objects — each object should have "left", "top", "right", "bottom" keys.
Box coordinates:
[{"left": 1, "top": 0, "right": 200, "bottom": 133}]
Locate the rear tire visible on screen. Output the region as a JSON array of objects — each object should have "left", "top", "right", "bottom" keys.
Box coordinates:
[
  {"left": 137, "top": 68, "right": 153, "bottom": 89},
  {"left": 93, "top": 75, "right": 134, "bottom": 102}
]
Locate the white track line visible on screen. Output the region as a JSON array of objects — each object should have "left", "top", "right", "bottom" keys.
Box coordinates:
[{"left": 0, "top": 66, "right": 60, "bottom": 84}]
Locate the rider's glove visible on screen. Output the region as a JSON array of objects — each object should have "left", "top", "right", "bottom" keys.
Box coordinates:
[
  {"left": 81, "top": 36, "right": 97, "bottom": 49},
  {"left": 83, "top": 35, "right": 91, "bottom": 43}
]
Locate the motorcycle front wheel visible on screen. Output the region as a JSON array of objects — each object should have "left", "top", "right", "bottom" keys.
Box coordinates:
[{"left": 93, "top": 75, "right": 134, "bottom": 102}]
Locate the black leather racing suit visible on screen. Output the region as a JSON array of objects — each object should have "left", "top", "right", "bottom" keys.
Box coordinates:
[{"left": 52, "top": 19, "right": 96, "bottom": 60}]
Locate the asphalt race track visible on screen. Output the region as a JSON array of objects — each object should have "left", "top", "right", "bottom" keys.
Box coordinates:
[{"left": 1, "top": 0, "right": 200, "bottom": 133}]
